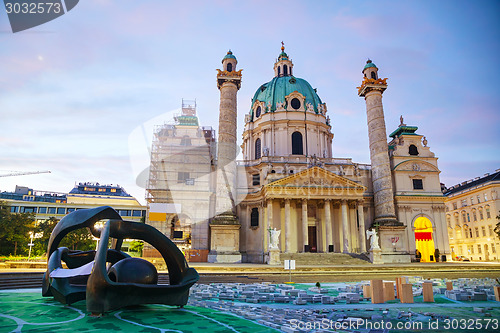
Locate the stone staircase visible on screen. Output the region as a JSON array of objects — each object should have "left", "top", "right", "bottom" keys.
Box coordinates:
[{"left": 279, "top": 252, "right": 371, "bottom": 266}]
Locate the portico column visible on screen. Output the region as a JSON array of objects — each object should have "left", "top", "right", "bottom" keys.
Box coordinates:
[
  {"left": 341, "top": 200, "right": 349, "bottom": 253},
  {"left": 285, "top": 199, "right": 291, "bottom": 253},
  {"left": 263, "top": 200, "right": 269, "bottom": 252},
  {"left": 325, "top": 199, "right": 333, "bottom": 252},
  {"left": 302, "top": 199, "right": 308, "bottom": 252},
  {"left": 358, "top": 200, "right": 367, "bottom": 253}
]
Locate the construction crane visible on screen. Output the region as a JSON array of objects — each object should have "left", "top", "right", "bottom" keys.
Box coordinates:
[{"left": 0, "top": 170, "right": 51, "bottom": 178}]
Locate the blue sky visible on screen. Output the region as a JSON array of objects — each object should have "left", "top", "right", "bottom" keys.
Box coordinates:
[{"left": 1, "top": 0, "right": 499, "bottom": 204}]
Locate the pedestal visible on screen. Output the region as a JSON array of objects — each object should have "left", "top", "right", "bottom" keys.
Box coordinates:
[
  {"left": 423, "top": 282, "right": 434, "bottom": 302},
  {"left": 494, "top": 286, "right": 500, "bottom": 302},
  {"left": 384, "top": 282, "right": 395, "bottom": 301},
  {"left": 400, "top": 284, "right": 414, "bottom": 304},
  {"left": 370, "top": 248, "right": 383, "bottom": 264},
  {"left": 378, "top": 225, "right": 411, "bottom": 263},
  {"left": 370, "top": 280, "right": 384, "bottom": 304},
  {"left": 208, "top": 214, "right": 241, "bottom": 263},
  {"left": 267, "top": 249, "right": 280, "bottom": 265}
]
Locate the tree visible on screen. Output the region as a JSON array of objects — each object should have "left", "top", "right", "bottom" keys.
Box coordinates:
[
  {"left": 33, "top": 217, "right": 59, "bottom": 256},
  {"left": 0, "top": 201, "right": 35, "bottom": 256}
]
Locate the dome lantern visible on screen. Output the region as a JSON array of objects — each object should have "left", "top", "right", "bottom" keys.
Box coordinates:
[{"left": 273, "top": 42, "right": 294, "bottom": 77}]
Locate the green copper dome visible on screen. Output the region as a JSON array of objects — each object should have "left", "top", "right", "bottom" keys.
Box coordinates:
[
  {"left": 250, "top": 76, "right": 323, "bottom": 120},
  {"left": 363, "top": 59, "right": 377, "bottom": 71},
  {"left": 222, "top": 50, "right": 236, "bottom": 62}
]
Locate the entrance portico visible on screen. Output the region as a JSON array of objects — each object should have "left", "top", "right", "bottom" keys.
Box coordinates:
[{"left": 261, "top": 166, "right": 368, "bottom": 254}]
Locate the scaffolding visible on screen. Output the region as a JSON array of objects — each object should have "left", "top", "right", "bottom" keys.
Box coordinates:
[{"left": 145, "top": 100, "right": 216, "bottom": 255}]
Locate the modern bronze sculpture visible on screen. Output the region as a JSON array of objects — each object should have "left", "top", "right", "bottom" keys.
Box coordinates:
[{"left": 42, "top": 206, "right": 199, "bottom": 314}]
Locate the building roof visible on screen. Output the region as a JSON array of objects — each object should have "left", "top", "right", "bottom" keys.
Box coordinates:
[
  {"left": 222, "top": 50, "right": 236, "bottom": 62},
  {"left": 443, "top": 170, "right": 500, "bottom": 196},
  {"left": 389, "top": 125, "right": 419, "bottom": 138},
  {"left": 250, "top": 76, "right": 323, "bottom": 118},
  {"left": 363, "top": 59, "right": 377, "bottom": 71},
  {"left": 69, "top": 183, "right": 132, "bottom": 197}
]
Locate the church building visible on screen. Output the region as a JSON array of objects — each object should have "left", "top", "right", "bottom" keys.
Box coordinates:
[{"left": 145, "top": 45, "right": 450, "bottom": 264}]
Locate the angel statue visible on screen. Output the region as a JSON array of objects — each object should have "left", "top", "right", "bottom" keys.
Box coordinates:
[
  {"left": 269, "top": 228, "right": 281, "bottom": 250},
  {"left": 366, "top": 229, "right": 380, "bottom": 250}
]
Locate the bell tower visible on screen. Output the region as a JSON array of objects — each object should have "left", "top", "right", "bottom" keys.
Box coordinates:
[
  {"left": 358, "top": 60, "right": 410, "bottom": 263},
  {"left": 208, "top": 50, "right": 243, "bottom": 263}
]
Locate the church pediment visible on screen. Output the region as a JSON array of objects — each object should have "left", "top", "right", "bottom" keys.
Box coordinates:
[{"left": 263, "top": 166, "right": 366, "bottom": 199}]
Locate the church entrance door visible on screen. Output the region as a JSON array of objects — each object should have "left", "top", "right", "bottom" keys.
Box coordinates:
[
  {"left": 414, "top": 217, "right": 435, "bottom": 262},
  {"left": 308, "top": 226, "right": 317, "bottom": 252}
]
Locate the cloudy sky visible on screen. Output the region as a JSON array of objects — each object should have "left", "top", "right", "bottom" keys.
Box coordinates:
[{"left": 1, "top": 0, "right": 499, "bottom": 205}]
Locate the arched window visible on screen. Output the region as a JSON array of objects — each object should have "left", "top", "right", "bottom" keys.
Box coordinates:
[
  {"left": 371, "top": 71, "right": 377, "bottom": 79},
  {"left": 226, "top": 63, "right": 232, "bottom": 72},
  {"left": 291, "top": 132, "right": 303, "bottom": 155},
  {"left": 284, "top": 64, "right": 288, "bottom": 76},
  {"left": 250, "top": 208, "right": 259, "bottom": 227},
  {"left": 180, "top": 136, "right": 191, "bottom": 146},
  {"left": 409, "top": 144, "right": 419, "bottom": 156},
  {"left": 277, "top": 66, "right": 281, "bottom": 76},
  {"left": 255, "top": 138, "right": 261, "bottom": 159}
]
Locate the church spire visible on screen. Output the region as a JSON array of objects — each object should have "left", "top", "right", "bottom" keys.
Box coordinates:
[{"left": 274, "top": 42, "right": 293, "bottom": 77}]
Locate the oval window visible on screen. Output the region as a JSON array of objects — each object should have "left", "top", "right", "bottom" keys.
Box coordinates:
[
  {"left": 255, "top": 106, "right": 261, "bottom": 118},
  {"left": 291, "top": 98, "right": 301, "bottom": 110}
]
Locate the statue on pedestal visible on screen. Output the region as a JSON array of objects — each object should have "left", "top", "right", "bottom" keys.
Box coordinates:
[
  {"left": 269, "top": 228, "right": 281, "bottom": 250},
  {"left": 366, "top": 229, "right": 380, "bottom": 250}
]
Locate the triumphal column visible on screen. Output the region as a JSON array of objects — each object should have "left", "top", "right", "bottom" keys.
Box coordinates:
[
  {"left": 358, "top": 60, "right": 410, "bottom": 263},
  {"left": 208, "top": 50, "right": 243, "bottom": 263}
]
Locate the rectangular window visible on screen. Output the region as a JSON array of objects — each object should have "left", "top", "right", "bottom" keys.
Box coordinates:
[
  {"left": 252, "top": 174, "right": 260, "bottom": 186},
  {"left": 467, "top": 213, "right": 470, "bottom": 222},
  {"left": 250, "top": 208, "right": 259, "bottom": 227},
  {"left": 481, "top": 226, "right": 486, "bottom": 237},
  {"left": 469, "top": 245, "right": 474, "bottom": 254},
  {"left": 477, "top": 245, "right": 482, "bottom": 254},
  {"left": 469, "top": 229, "right": 473, "bottom": 238},
  {"left": 465, "top": 230, "right": 469, "bottom": 238},
  {"left": 473, "top": 211, "right": 477, "bottom": 221},
  {"left": 484, "top": 193, "right": 488, "bottom": 201},
  {"left": 477, "top": 195, "right": 481, "bottom": 203},
  {"left": 48, "top": 207, "right": 56, "bottom": 214},
  {"left": 177, "top": 172, "right": 189, "bottom": 183},
  {"left": 98, "top": 188, "right": 106, "bottom": 192},
  {"left": 475, "top": 227, "right": 479, "bottom": 238},
  {"left": 479, "top": 209, "right": 484, "bottom": 220},
  {"left": 453, "top": 202, "right": 457, "bottom": 210},
  {"left": 462, "top": 213, "right": 467, "bottom": 223},
  {"left": 21, "top": 206, "right": 36, "bottom": 213},
  {"left": 67, "top": 208, "right": 75, "bottom": 213},
  {"left": 132, "top": 210, "right": 142, "bottom": 217},
  {"left": 412, "top": 179, "right": 423, "bottom": 190},
  {"left": 470, "top": 197, "right": 474, "bottom": 205},
  {"left": 173, "top": 231, "right": 183, "bottom": 239},
  {"left": 489, "top": 225, "right": 494, "bottom": 236},
  {"left": 38, "top": 207, "right": 47, "bottom": 214},
  {"left": 111, "top": 188, "right": 117, "bottom": 193},
  {"left": 56, "top": 207, "right": 65, "bottom": 215},
  {"left": 10, "top": 206, "right": 19, "bottom": 213},
  {"left": 118, "top": 210, "right": 131, "bottom": 216},
  {"left": 492, "top": 243, "right": 496, "bottom": 254},
  {"left": 461, "top": 199, "right": 467, "bottom": 207},
  {"left": 486, "top": 208, "right": 491, "bottom": 219}
]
